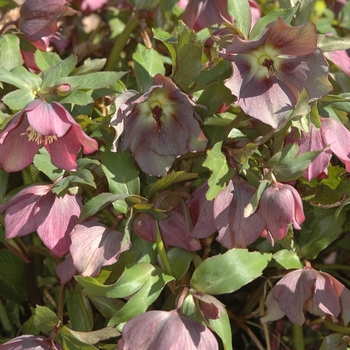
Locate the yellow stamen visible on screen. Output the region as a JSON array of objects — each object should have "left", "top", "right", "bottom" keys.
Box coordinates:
[{"left": 21, "top": 126, "right": 57, "bottom": 145}]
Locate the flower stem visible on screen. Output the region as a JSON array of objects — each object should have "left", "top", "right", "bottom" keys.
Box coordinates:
[
  {"left": 105, "top": 14, "right": 139, "bottom": 71},
  {"left": 292, "top": 323, "right": 304, "bottom": 350},
  {"left": 155, "top": 221, "right": 174, "bottom": 277}
]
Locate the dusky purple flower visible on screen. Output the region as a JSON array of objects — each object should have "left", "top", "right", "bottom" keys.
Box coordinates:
[
  {"left": 69, "top": 221, "right": 130, "bottom": 276},
  {"left": 261, "top": 266, "right": 350, "bottom": 326},
  {"left": 186, "top": 182, "right": 217, "bottom": 239},
  {"left": 259, "top": 182, "right": 305, "bottom": 244},
  {"left": 213, "top": 177, "right": 265, "bottom": 248},
  {"left": 0, "top": 334, "right": 63, "bottom": 350},
  {"left": 0, "top": 184, "right": 81, "bottom": 257},
  {"left": 326, "top": 49, "right": 350, "bottom": 77},
  {"left": 221, "top": 18, "right": 332, "bottom": 128},
  {"left": 19, "top": 0, "right": 75, "bottom": 43},
  {"left": 0, "top": 99, "right": 98, "bottom": 172},
  {"left": 112, "top": 74, "right": 207, "bottom": 177},
  {"left": 286, "top": 117, "right": 350, "bottom": 180}
]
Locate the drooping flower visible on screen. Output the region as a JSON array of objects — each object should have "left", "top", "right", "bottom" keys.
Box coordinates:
[
  {"left": 111, "top": 74, "right": 207, "bottom": 177},
  {"left": 286, "top": 117, "right": 350, "bottom": 180},
  {"left": 261, "top": 266, "right": 350, "bottom": 326},
  {"left": 259, "top": 182, "right": 305, "bottom": 244},
  {"left": 0, "top": 184, "right": 81, "bottom": 257},
  {"left": 119, "top": 288, "right": 218, "bottom": 350},
  {"left": 19, "top": 0, "right": 75, "bottom": 44},
  {"left": 69, "top": 221, "right": 131, "bottom": 276},
  {"left": 221, "top": 18, "right": 332, "bottom": 128},
  {"left": 0, "top": 334, "right": 63, "bottom": 350},
  {"left": 0, "top": 99, "right": 98, "bottom": 172},
  {"left": 213, "top": 177, "right": 265, "bottom": 248}
]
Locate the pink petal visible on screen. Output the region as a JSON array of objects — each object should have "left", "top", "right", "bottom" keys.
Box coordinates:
[
  {"left": 214, "top": 178, "right": 265, "bottom": 248},
  {"left": 260, "top": 289, "right": 286, "bottom": 323},
  {"left": 272, "top": 268, "right": 317, "bottom": 325},
  {"left": 70, "top": 222, "right": 130, "bottom": 276},
  {"left": 36, "top": 193, "right": 81, "bottom": 257},
  {"left": 0, "top": 334, "right": 63, "bottom": 350},
  {"left": 56, "top": 254, "right": 77, "bottom": 285},
  {"left": 132, "top": 212, "right": 157, "bottom": 242}
]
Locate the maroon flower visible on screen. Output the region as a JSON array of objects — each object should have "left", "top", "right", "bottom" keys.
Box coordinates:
[
  {"left": 0, "top": 334, "right": 63, "bottom": 350},
  {"left": 0, "top": 184, "right": 81, "bottom": 257},
  {"left": 112, "top": 74, "right": 207, "bottom": 177},
  {"left": 259, "top": 182, "right": 305, "bottom": 244},
  {"left": 19, "top": 0, "right": 75, "bottom": 43},
  {"left": 261, "top": 266, "right": 350, "bottom": 326},
  {"left": 221, "top": 18, "right": 332, "bottom": 127},
  {"left": 0, "top": 99, "right": 98, "bottom": 172},
  {"left": 213, "top": 177, "right": 265, "bottom": 248}
]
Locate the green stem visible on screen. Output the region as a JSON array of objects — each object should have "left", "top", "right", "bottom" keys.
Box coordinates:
[
  {"left": 57, "top": 284, "right": 66, "bottom": 321},
  {"left": 0, "top": 298, "right": 12, "bottom": 333},
  {"left": 292, "top": 323, "right": 305, "bottom": 350},
  {"left": 324, "top": 319, "right": 350, "bottom": 335},
  {"left": 313, "top": 263, "right": 350, "bottom": 272},
  {"left": 155, "top": 221, "right": 174, "bottom": 277},
  {"left": 105, "top": 14, "right": 139, "bottom": 71}
]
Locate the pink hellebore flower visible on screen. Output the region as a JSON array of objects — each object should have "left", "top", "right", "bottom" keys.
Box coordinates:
[
  {"left": 287, "top": 117, "right": 350, "bottom": 180},
  {"left": 221, "top": 18, "right": 332, "bottom": 128},
  {"left": 19, "top": 0, "right": 75, "bottom": 44},
  {"left": 0, "top": 99, "right": 98, "bottom": 172},
  {"left": 112, "top": 74, "right": 207, "bottom": 177},
  {"left": 0, "top": 184, "right": 82, "bottom": 257},
  {"left": 259, "top": 182, "right": 305, "bottom": 244},
  {"left": 0, "top": 334, "right": 63, "bottom": 350},
  {"left": 261, "top": 267, "right": 350, "bottom": 326},
  {"left": 213, "top": 177, "right": 265, "bottom": 248}
]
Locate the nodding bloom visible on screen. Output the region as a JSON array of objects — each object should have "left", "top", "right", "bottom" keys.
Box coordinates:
[
  {"left": 259, "top": 182, "right": 305, "bottom": 244},
  {"left": 0, "top": 99, "right": 98, "bottom": 172},
  {"left": 261, "top": 266, "right": 350, "bottom": 326},
  {"left": 0, "top": 334, "right": 63, "bottom": 350},
  {"left": 111, "top": 74, "right": 207, "bottom": 177},
  {"left": 287, "top": 117, "right": 350, "bottom": 180},
  {"left": 0, "top": 184, "right": 82, "bottom": 257},
  {"left": 221, "top": 18, "right": 332, "bottom": 128}
]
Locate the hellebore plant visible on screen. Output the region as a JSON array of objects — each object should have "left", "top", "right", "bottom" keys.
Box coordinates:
[
  {"left": 221, "top": 18, "right": 332, "bottom": 127},
  {"left": 0, "top": 99, "right": 98, "bottom": 172}
]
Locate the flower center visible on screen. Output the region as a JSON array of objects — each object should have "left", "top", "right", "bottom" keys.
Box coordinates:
[{"left": 21, "top": 126, "right": 58, "bottom": 145}]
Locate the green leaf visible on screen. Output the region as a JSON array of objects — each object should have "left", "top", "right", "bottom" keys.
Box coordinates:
[
  {"left": 298, "top": 207, "right": 347, "bottom": 259},
  {"left": 67, "top": 290, "right": 94, "bottom": 332},
  {"left": 0, "top": 169, "right": 8, "bottom": 200},
  {"left": 79, "top": 193, "right": 127, "bottom": 222},
  {"left": 319, "top": 333, "right": 348, "bottom": 350},
  {"left": 268, "top": 143, "right": 321, "bottom": 182},
  {"left": 40, "top": 54, "right": 77, "bottom": 93},
  {"left": 153, "top": 21, "right": 203, "bottom": 93},
  {"left": 0, "top": 66, "right": 41, "bottom": 90},
  {"left": 33, "top": 305, "right": 59, "bottom": 333},
  {"left": 249, "top": 5, "right": 299, "bottom": 39},
  {"left": 62, "top": 327, "right": 120, "bottom": 345},
  {"left": 2, "top": 88, "right": 35, "bottom": 110},
  {"left": 133, "top": 44, "right": 165, "bottom": 93},
  {"left": 108, "top": 267, "right": 174, "bottom": 325},
  {"left": 147, "top": 171, "right": 198, "bottom": 199},
  {"left": 76, "top": 262, "right": 155, "bottom": 298},
  {"left": 293, "top": 0, "right": 317, "bottom": 26},
  {"left": 227, "top": 0, "right": 252, "bottom": 37},
  {"left": 203, "top": 141, "right": 235, "bottom": 200},
  {"left": 190, "top": 249, "right": 272, "bottom": 294},
  {"left": 33, "top": 149, "right": 65, "bottom": 182},
  {"left": 72, "top": 58, "right": 107, "bottom": 75},
  {"left": 209, "top": 308, "right": 233, "bottom": 350},
  {"left": 58, "top": 326, "right": 97, "bottom": 350},
  {"left": 270, "top": 249, "right": 303, "bottom": 269},
  {"left": 167, "top": 248, "right": 196, "bottom": 280},
  {"left": 159, "top": 0, "right": 179, "bottom": 16},
  {"left": 317, "top": 34, "right": 350, "bottom": 52},
  {"left": 34, "top": 50, "right": 62, "bottom": 71},
  {"left": 0, "top": 34, "right": 23, "bottom": 70},
  {"left": 101, "top": 150, "right": 140, "bottom": 196},
  {"left": 0, "top": 249, "right": 27, "bottom": 304},
  {"left": 59, "top": 90, "right": 94, "bottom": 105}
]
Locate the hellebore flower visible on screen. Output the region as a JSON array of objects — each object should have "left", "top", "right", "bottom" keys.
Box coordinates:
[
  {"left": 0, "top": 99, "right": 98, "bottom": 172},
  {"left": 213, "top": 177, "right": 265, "bottom": 248},
  {"left": 221, "top": 18, "right": 332, "bottom": 128},
  {"left": 261, "top": 267, "right": 350, "bottom": 326},
  {"left": 0, "top": 334, "right": 63, "bottom": 350},
  {"left": 69, "top": 221, "right": 131, "bottom": 276},
  {"left": 111, "top": 74, "right": 207, "bottom": 177},
  {"left": 19, "top": 0, "right": 75, "bottom": 44},
  {"left": 287, "top": 117, "right": 350, "bottom": 180},
  {"left": 259, "top": 182, "right": 305, "bottom": 244},
  {"left": 0, "top": 184, "right": 81, "bottom": 257}
]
